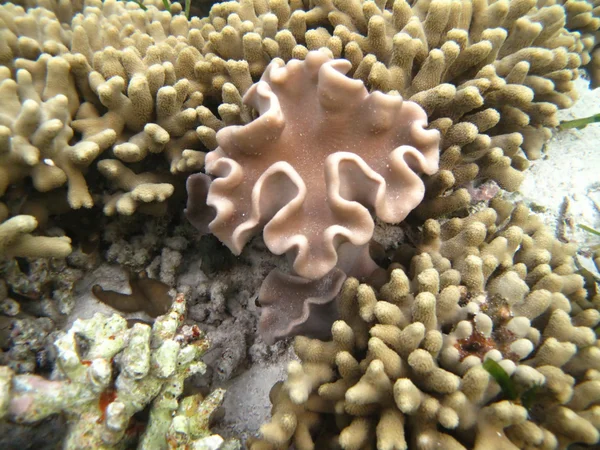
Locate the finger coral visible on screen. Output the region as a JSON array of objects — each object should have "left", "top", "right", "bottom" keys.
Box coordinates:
[
  {"left": 0, "top": 204, "right": 71, "bottom": 259},
  {"left": 543, "top": 0, "right": 600, "bottom": 87},
  {"left": 0, "top": 293, "right": 239, "bottom": 449},
  {"left": 0, "top": 0, "right": 214, "bottom": 236},
  {"left": 0, "top": 0, "right": 590, "bottom": 256},
  {"left": 186, "top": 50, "right": 440, "bottom": 341},
  {"left": 195, "top": 0, "right": 588, "bottom": 220},
  {"left": 249, "top": 201, "right": 600, "bottom": 449}
]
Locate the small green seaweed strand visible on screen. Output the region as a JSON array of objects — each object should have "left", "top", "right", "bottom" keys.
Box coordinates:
[
  {"left": 482, "top": 359, "right": 518, "bottom": 400},
  {"left": 559, "top": 113, "right": 600, "bottom": 130},
  {"left": 482, "top": 358, "right": 542, "bottom": 411},
  {"left": 520, "top": 384, "right": 540, "bottom": 410},
  {"left": 578, "top": 224, "right": 600, "bottom": 237}
]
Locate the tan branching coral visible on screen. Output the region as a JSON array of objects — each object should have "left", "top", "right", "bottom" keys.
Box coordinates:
[
  {"left": 0, "top": 203, "right": 71, "bottom": 259},
  {"left": 0, "top": 0, "right": 591, "bottom": 255},
  {"left": 0, "top": 0, "right": 217, "bottom": 231},
  {"left": 0, "top": 60, "right": 114, "bottom": 209},
  {"left": 194, "top": 0, "right": 588, "bottom": 219},
  {"left": 250, "top": 201, "right": 600, "bottom": 449},
  {"left": 540, "top": 0, "right": 600, "bottom": 87}
]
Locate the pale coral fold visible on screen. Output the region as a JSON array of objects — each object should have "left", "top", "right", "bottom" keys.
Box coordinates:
[{"left": 189, "top": 51, "right": 440, "bottom": 280}]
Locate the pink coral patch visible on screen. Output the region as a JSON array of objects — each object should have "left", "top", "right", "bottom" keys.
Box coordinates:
[{"left": 201, "top": 51, "right": 440, "bottom": 280}]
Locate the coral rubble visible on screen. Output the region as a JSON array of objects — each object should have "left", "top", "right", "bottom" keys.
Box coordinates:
[
  {"left": 0, "top": 252, "right": 89, "bottom": 375},
  {"left": 0, "top": 293, "right": 239, "bottom": 449}
]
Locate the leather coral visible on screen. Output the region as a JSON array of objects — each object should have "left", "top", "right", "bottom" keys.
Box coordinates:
[{"left": 186, "top": 50, "right": 440, "bottom": 342}]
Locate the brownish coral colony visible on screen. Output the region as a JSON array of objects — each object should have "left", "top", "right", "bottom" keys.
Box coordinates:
[
  {"left": 0, "top": 0, "right": 599, "bottom": 449},
  {"left": 186, "top": 50, "right": 441, "bottom": 342},
  {"left": 249, "top": 201, "right": 600, "bottom": 450},
  {"left": 0, "top": 0, "right": 591, "bottom": 256},
  {"left": 190, "top": 51, "right": 440, "bottom": 281}
]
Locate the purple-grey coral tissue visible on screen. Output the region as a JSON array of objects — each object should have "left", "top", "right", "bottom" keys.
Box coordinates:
[{"left": 186, "top": 51, "right": 440, "bottom": 343}]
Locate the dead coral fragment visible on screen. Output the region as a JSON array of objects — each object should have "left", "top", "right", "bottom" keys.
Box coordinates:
[
  {"left": 188, "top": 50, "right": 440, "bottom": 281},
  {"left": 92, "top": 270, "right": 172, "bottom": 317},
  {"left": 0, "top": 293, "right": 236, "bottom": 449}
]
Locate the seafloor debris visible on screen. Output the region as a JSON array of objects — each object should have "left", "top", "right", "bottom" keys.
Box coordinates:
[{"left": 0, "top": 293, "right": 240, "bottom": 450}]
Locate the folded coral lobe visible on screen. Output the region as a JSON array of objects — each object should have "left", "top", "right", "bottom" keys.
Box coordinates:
[{"left": 199, "top": 51, "right": 440, "bottom": 279}]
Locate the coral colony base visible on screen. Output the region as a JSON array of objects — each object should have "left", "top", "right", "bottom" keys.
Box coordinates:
[{"left": 0, "top": 0, "right": 599, "bottom": 449}]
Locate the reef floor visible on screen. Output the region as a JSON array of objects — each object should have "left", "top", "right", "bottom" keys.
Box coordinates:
[
  {"left": 49, "top": 77, "right": 599, "bottom": 447},
  {"left": 2, "top": 77, "right": 598, "bottom": 450}
]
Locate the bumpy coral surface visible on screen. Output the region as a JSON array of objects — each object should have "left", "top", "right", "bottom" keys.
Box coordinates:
[
  {"left": 0, "top": 0, "right": 209, "bottom": 260},
  {"left": 0, "top": 293, "right": 237, "bottom": 449},
  {"left": 188, "top": 50, "right": 440, "bottom": 280},
  {"left": 0, "top": 208, "right": 71, "bottom": 259},
  {"left": 0, "top": 0, "right": 591, "bottom": 258},
  {"left": 543, "top": 0, "right": 600, "bottom": 87},
  {"left": 200, "top": 0, "right": 588, "bottom": 220},
  {"left": 250, "top": 201, "right": 600, "bottom": 450}
]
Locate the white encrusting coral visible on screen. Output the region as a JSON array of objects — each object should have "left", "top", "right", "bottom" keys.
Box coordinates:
[{"left": 0, "top": 293, "right": 239, "bottom": 450}]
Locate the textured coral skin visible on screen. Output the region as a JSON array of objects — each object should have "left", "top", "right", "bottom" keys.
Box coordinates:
[
  {"left": 200, "top": 51, "right": 440, "bottom": 280},
  {"left": 257, "top": 267, "right": 346, "bottom": 342},
  {"left": 250, "top": 203, "right": 600, "bottom": 450}
]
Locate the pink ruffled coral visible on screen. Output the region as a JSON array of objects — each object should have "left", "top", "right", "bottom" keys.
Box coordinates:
[
  {"left": 195, "top": 51, "right": 440, "bottom": 280},
  {"left": 187, "top": 51, "right": 440, "bottom": 343}
]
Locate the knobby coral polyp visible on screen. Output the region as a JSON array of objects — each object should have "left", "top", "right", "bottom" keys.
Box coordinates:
[{"left": 187, "top": 50, "right": 440, "bottom": 342}]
